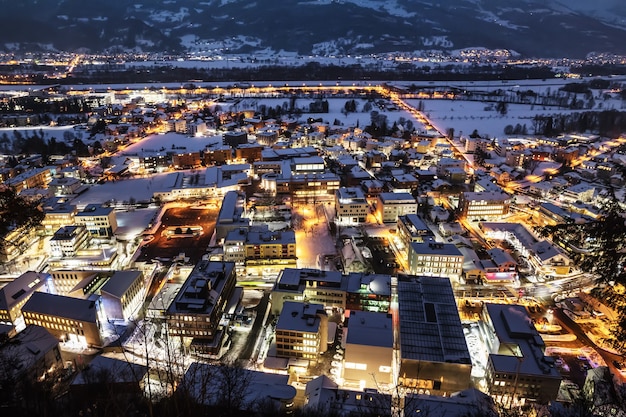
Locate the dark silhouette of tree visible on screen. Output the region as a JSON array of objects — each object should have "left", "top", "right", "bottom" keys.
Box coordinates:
[
  {"left": 538, "top": 194, "right": 626, "bottom": 351},
  {"left": 0, "top": 187, "right": 44, "bottom": 257}
]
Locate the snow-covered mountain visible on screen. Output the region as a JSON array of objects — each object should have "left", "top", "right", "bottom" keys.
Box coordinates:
[{"left": 1, "top": 0, "right": 625, "bottom": 58}]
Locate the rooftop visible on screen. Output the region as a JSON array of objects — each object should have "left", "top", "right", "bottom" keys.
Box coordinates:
[{"left": 398, "top": 277, "right": 470, "bottom": 364}]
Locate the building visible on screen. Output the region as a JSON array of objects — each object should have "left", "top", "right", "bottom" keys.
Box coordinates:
[
  {"left": 75, "top": 204, "right": 118, "bottom": 238},
  {"left": 0, "top": 325, "right": 63, "bottom": 406},
  {"left": 407, "top": 242, "right": 464, "bottom": 279},
  {"left": 458, "top": 191, "right": 511, "bottom": 220},
  {"left": 100, "top": 270, "right": 145, "bottom": 321},
  {"left": 335, "top": 187, "right": 369, "bottom": 225},
  {"left": 272, "top": 173, "right": 341, "bottom": 200},
  {"left": 48, "top": 270, "right": 106, "bottom": 297},
  {"left": 376, "top": 192, "right": 417, "bottom": 223},
  {"left": 21, "top": 292, "right": 103, "bottom": 348},
  {"left": 271, "top": 268, "right": 345, "bottom": 315},
  {"left": 0, "top": 271, "right": 49, "bottom": 325},
  {"left": 48, "top": 176, "right": 84, "bottom": 196},
  {"left": 225, "top": 225, "right": 297, "bottom": 277},
  {"left": 173, "top": 151, "right": 202, "bottom": 169},
  {"left": 215, "top": 191, "right": 250, "bottom": 243},
  {"left": 561, "top": 182, "right": 595, "bottom": 203},
  {"left": 70, "top": 355, "right": 148, "bottom": 405},
  {"left": 345, "top": 273, "right": 391, "bottom": 313},
  {"left": 480, "top": 303, "right": 562, "bottom": 406},
  {"left": 41, "top": 203, "right": 77, "bottom": 236},
  {"left": 304, "top": 375, "right": 391, "bottom": 417},
  {"left": 530, "top": 240, "right": 571, "bottom": 276},
  {"left": 397, "top": 277, "right": 472, "bottom": 396},
  {"left": 397, "top": 214, "right": 434, "bottom": 247},
  {"left": 165, "top": 261, "right": 239, "bottom": 355},
  {"left": 342, "top": 310, "right": 393, "bottom": 389},
  {"left": 179, "top": 362, "right": 297, "bottom": 414},
  {"left": 49, "top": 225, "right": 91, "bottom": 258},
  {"left": 5, "top": 166, "right": 53, "bottom": 194},
  {"left": 275, "top": 301, "right": 328, "bottom": 363}
]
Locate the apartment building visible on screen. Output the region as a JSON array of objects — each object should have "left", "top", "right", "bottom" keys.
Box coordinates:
[
  {"left": 335, "top": 187, "right": 369, "bottom": 225},
  {"left": 275, "top": 301, "right": 328, "bottom": 364},
  {"left": 407, "top": 242, "right": 464, "bottom": 279},
  {"left": 397, "top": 214, "right": 434, "bottom": 247},
  {"left": 376, "top": 192, "right": 417, "bottom": 223}
]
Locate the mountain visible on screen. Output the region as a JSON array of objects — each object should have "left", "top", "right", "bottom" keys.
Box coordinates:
[{"left": 1, "top": 0, "right": 626, "bottom": 58}]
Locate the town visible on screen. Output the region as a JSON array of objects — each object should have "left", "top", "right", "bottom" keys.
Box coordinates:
[{"left": 1, "top": 77, "right": 626, "bottom": 417}]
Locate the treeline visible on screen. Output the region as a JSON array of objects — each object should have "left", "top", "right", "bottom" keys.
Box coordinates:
[
  {"left": 0, "top": 96, "right": 95, "bottom": 114},
  {"left": 0, "top": 129, "right": 94, "bottom": 157},
  {"left": 22, "top": 62, "right": 565, "bottom": 85},
  {"left": 531, "top": 109, "right": 626, "bottom": 137}
]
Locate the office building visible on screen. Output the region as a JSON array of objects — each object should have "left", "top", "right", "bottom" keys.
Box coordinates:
[
  {"left": 22, "top": 292, "right": 103, "bottom": 347},
  {"left": 165, "top": 261, "right": 239, "bottom": 355},
  {"left": 480, "top": 303, "right": 562, "bottom": 405}
]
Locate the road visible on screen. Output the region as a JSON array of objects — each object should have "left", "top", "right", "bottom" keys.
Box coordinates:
[{"left": 553, "top": 308, "right": 626, "bottom": 383}]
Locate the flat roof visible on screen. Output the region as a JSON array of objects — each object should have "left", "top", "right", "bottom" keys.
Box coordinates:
[
  {"left": 23, "top": 292, "right": 99, "bottom": 323},
  {"left": 166, "top": 261, "right": 235, "bottom": 315},
  {"left": 485, "top": 304, "right": 562, "bottom": 378},
  {"left": 410, "top": 241, "right": 463, "bottom": 257},
  {"left": 346, "top": 310, "right": 393, "bottom": 348},
  {"left": 345, "top": 273, "right": 391, "bottom": 296},
  {"left": 76, "top": 204, "right": 114, "bottom": 217},
  {"left": 276, "top": 301, "right": 325, "bottom": 333},
  {"left": 100, "top": 270, "right": 143, "bottom": 298},
  {"left": 398, "top": 277, "right": 470, "bottom": 364},
  {"left": 379, "top": 192, "right": 416, "bottom": 203}
]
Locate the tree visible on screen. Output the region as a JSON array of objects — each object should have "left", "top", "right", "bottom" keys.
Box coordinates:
[
  {"left": 538, "top": 196, "right": 626, "bottom": 351},
  {"left": 0, "top": 187, "right": 44, "bottom": 258}
]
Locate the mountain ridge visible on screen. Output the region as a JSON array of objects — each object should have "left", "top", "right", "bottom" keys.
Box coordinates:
[{"left": 1, "top": 0, "right": 625, "bottom": 58}]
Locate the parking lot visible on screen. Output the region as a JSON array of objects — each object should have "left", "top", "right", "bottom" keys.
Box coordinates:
[{"left": 139, "top": 206, "right": 219, "bottom": 264}]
